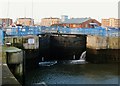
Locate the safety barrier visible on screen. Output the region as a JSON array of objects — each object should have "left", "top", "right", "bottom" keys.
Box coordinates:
[{"left": 5, "top": 26, "right": 120, "bottom": 37}]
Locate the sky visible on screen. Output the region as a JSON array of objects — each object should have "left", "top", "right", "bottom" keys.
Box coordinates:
[{"left": 0, "top": 0, "right": 119, "bottom": 23}]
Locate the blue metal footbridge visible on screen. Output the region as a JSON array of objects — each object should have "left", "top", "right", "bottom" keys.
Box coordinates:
[{"left": 4, "top": 26, "right": 120, "bottom": 37}]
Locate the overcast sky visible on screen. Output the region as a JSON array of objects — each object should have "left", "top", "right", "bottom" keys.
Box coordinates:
[{"left": 0, "top": 0, "right": 119, "bottom": 23}]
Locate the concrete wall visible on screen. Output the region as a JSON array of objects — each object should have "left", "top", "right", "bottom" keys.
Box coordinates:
[
  {"left": 108, "top": 37, "right": 119, "bottom": 49},
  {"left": 7, "top": 51, "right": 23, "bottom": 64},
  {"left": 5, "top": 35, "right": 39, "bottom": 49},
  {"left": 87, "top": 35, "right": 119, "bottom": 49},
  {"left": 0, "top": 45, "right": 2, "bottom": 86},
  {"left": 23, "top": 36, "right": 39, "bottom": 49},
  {"left": 87, "top": 35, "right": 107, "bottom": 49}
]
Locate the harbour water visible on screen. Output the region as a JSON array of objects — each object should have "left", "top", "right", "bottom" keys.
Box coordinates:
[{"left": 25, "top": 61, "right": 119, "bottom": 85}]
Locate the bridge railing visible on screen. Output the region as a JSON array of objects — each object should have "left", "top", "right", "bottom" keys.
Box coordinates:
[
  {"left": 58, "top": 27, "right": 119, "bottom": 37},
  {"left": 4, "top": 26, "right": 120, "bottom": 37},
  {"left": 58, "top": 27, "right": 107, "bottom": 36},
  {"left": 5, "top": 26, "right": 42, "bottom": 36}
]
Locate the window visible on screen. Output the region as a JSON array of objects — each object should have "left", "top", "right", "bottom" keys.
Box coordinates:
[
  {"left": 73, "top": 24, "right": 76, "bottom": 27},
  {"left": 85, "top": 24, "right": 88, "bottom": 28}
]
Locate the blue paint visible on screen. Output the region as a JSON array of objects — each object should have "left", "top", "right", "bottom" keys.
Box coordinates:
[
  {"left": 0, "top": 29, "right": 4, "bottom": 45},
  {"left": 5, "top": 26, "right": 119, "bottom": 37}
]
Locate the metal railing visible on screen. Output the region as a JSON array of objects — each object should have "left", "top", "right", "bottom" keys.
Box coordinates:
[{"left": 4, "top": 26, "right": 120, "bottom": 37}]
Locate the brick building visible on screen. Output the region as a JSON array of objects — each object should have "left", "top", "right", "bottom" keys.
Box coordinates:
[
  {"left": 58, "top": 18, "right": 101, "bottom": 28},
  {"left": 102, "top": 18, "right": 120, "bottom": 28},
  {"left": 16, "top": 18, "right": 34, "bottom": 26},
  {"left": 40, "top": 17, "right": 60, "bottom": 26},
  {"left": 0, "top": 18, "right": 13, "bottom": 27}
]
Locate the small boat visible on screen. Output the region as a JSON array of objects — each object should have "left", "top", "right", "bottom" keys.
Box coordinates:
[
  {"left": 69, "top": 59, "right": 87, "bottom": 64},
  {"left": 39, "top": 61, "right": 57, "bottom": 66}
]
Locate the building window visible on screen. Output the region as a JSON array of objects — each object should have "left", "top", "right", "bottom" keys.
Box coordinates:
[{"left": 73, "top": 24, "right": 76, "bottom": 27}]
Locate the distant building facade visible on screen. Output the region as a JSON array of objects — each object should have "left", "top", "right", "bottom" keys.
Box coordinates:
[
  {"left": 58, "top": 18, "right": 101, "bottom": 28},
  {"left": 0, "top": 18, "right": 13, "bottom": 27},
  {"left": 40, "top": 17, "right": 60, "bottom": 26},
  {"left": 102, "top": 18, "right": 120, "bottom": 28},
  {"left": 61, "top": 15, "right": 68, "bottom": 22},
  {"left": 16, "top": 18, "right": 34, "bottom": 26}
]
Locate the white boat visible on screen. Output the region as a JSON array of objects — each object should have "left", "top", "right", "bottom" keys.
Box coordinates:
[
  {"left": 69, "top": 59, "right": 87, "bottom": 64},
  {"left": 39, "top": 61, "right": 57, "bottom": 66}
]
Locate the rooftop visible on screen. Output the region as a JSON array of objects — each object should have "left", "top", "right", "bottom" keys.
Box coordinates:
[
  {"left": 61, "top": 18, "right": 91, "bottom": 24},
  {"left": 0, "top": 18, "right": 12, "bottom": 20},
  {"left": 18, "top": 18, "right": 33, "bottom": 20},
  {"left": 42, "top": 17, "right": 60, "bottom": 19}
]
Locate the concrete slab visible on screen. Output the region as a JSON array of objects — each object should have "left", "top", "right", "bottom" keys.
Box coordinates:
[{"left": 2, "top": 64, "right": 21, "bottom": 85}]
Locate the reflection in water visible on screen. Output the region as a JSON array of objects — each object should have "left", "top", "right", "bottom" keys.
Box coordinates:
[{"left": 25, "top": 63, "right": 119, "bottom": 85}]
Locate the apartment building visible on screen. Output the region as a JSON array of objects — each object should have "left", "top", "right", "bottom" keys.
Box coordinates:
[
  {"left": 102, "top": 18, "right": 120, "bottom": 28},
  {"left": 16, "top": 18, "right": 34, "bottom": 26},
  {"left": 0, "top": 18, "right": 13, "bottom": 27},
  {"left": 40, "top": 17, "right": 60, "bottom": 26}
]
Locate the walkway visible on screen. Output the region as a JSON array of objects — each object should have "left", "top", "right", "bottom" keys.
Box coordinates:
[{"left": 0, "top": 46, "right": 21, "bottom": 86}]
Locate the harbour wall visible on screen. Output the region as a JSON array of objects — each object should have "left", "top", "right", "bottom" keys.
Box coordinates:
[
  {"left": 87, "top": 35, "right": 119, "bottom": 49},
  {"left": 86, "top": 35, "right": 119, "bottom": 63},
  {"left": 5, "top": 34, "right": 120, "bottom": 63}
]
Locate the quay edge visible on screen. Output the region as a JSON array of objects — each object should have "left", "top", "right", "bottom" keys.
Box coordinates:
[{"left": 86, "top": 35, "right": 120, "bottom": 63}]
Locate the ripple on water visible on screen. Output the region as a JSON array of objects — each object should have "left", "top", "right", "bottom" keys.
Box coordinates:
[{"left": 25, "top": 63, "right": 119, "bottom": 84}]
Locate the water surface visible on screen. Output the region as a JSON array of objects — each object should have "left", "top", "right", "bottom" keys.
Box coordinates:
[{"left": 25, "top": 62, "right": 119, "bottom": 85}]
